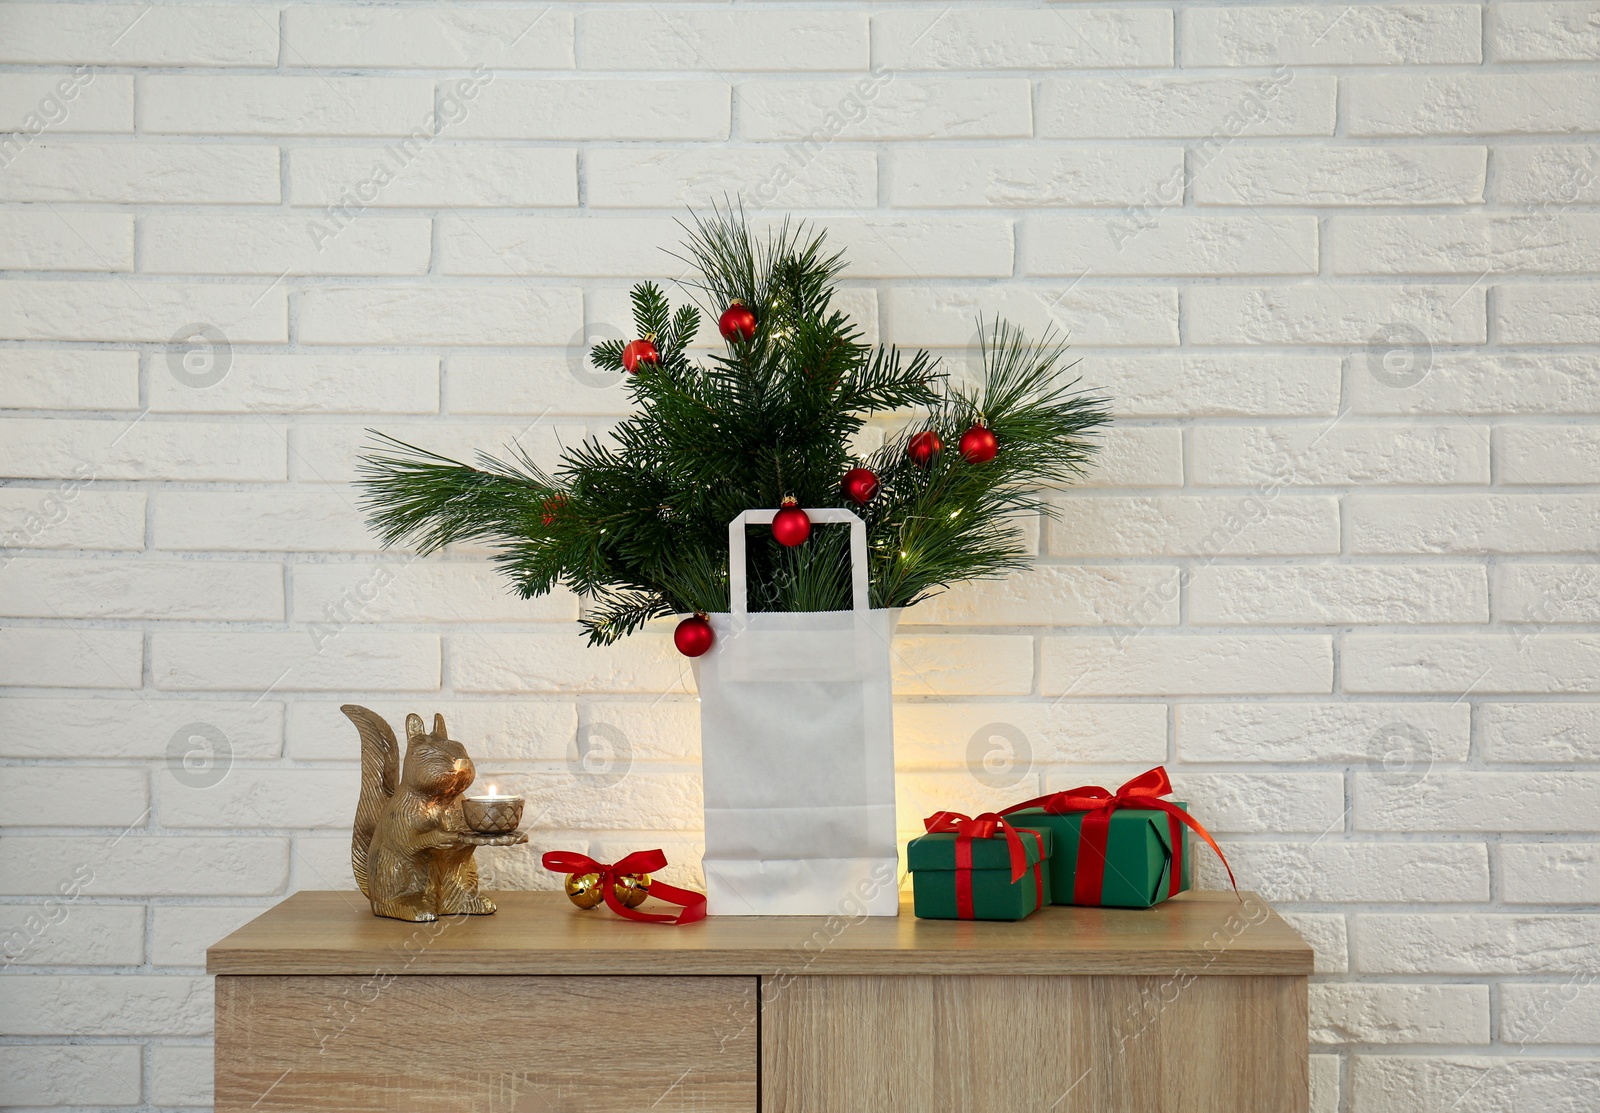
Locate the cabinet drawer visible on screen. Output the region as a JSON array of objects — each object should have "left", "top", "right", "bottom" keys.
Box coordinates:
[{"left": 216, "top": 974, "right": 758, "bottom": 1113}]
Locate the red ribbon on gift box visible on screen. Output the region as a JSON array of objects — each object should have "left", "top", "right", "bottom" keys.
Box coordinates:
[
  {"left": 922, "top": 811, "right": 1046, "bottom": 920},
  {"left": 1002, "top": 766, "right": 1238, "bottom": 905},
  {"left": 541, "top": 849, "right": 707, "bottom": 925}
]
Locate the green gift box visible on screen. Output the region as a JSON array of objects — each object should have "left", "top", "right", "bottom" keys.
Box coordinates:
[
  {"left": 1003, "top": 802, "right": 1191, "bottom": 909},
  {"left": 907, "top": 823, "right": 1052, "bottom": 921}
]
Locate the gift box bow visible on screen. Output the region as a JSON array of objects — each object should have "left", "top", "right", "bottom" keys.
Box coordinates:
[
  {"left": 541, "top": 848, "right": 707, "bottom": 925},
  {"left": 921, "top": 810, "right": 1046, "bottom": 919},
  {"left": 1002, "top": 766, "right": 1238, "bottom": 904}
]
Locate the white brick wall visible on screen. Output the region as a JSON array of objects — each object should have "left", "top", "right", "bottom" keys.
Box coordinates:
[{"left": 0, "top": 3, "right": 1595, "bottom": 1110}]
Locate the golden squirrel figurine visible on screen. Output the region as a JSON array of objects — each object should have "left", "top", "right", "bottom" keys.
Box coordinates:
[{"left": 344, "top": 705, "right": 527, "bottom": 922}]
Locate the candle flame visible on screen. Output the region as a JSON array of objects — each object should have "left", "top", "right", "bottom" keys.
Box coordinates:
[{"left": 485, "top": 783, "right": 498, "bottom": 796}]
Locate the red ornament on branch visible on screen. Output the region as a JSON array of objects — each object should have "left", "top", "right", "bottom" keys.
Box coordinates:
[
  {"left": 959, "top": 424, "right": 999, "bottom": 464},
  {"left": 907, "top": 430, "right": 943, "bottom": 467},
  {"left": 540, "top": 495, "right": 566, "bottom": 526},
  {"left": 622, "top": 336, "right": 659, "bottom": 373},
  {"left": 841, "top": 467, "right": 879, "bottom": 506},
  {"left": 772, "top": 497, "right": 811, "bottom": 546},
  {"left": 718, "top": 300, "right": 757, "bottom": 343},
  {"left": 674, "top": 613, "right": 714, "bottom": 658}
]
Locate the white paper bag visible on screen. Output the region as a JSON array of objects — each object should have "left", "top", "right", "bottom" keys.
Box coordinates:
[{"left": 694, "top": 508, "right": 900, "bottom": 916}]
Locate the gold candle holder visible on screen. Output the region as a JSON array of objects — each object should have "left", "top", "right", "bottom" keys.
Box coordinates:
[{"left": 462, "top": 785, "right": 524, "bottom": 835}]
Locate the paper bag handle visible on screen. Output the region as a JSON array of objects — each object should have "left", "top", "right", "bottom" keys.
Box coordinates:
[{"left": 727, "top": 508, "right": 870, "bottom": 618}]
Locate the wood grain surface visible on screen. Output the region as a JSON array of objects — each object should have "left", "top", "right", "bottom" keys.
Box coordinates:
[{"left": 207, "top": 889, "right": 1312, "bottom": 977}]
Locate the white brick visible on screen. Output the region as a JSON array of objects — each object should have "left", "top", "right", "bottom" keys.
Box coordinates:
[
  {"left": 1355, "top": 914, "right": 1600, "bottom": 972},
  {"left": 1222, "top": 842, "right": 1488, "bottom": 902},
  {"left": 876, "top": 8, "right": 1170, "bottom": 69},
  {"left": 0, "top": 767, "right": 148, "bottom": 828},
  {"left": 448, "top": 353, "right": 633, "bottom": 417},
  {"left": 152, "top": 488, "right": 379, "bottom": 552},
  {"left": 144, "top": 76, "right": 435, "bottom": 137},
  {"left": 895, "top": 702, "right": 1166, "bottom": 767},
  {"left": 587, "top": 148, "right": 875, "bottom": 209},
  {"left": 290, "top": 698, "right": 579, "bottom": 762},
  {"left": 0, "top": 835, "right": 287, "bottom": 896},
  {"left": 742, "top": 78, "right": 1029, "bottom": 141},
  {"left": 298, "top": 285, "right": 582, "bottom": 346},
  {"left": 0, "top": 558, "right": 282, "bottom": 620},
  {"left": 0, "top": 279, "right": 286, "bottom": 342},
  {"left": 1281, "top": 912, "right": 1349, "bottom": 973},
  {"left": 0, "top": 210, "right": 131, "bottom": 272},
  {"left": 1093, "top": 355, "right": 1341, "bottom": 417},
  {"left": 892, "top": 635, "right": 1035, "bottom": 696},
  {"left": 1189, "top": 564, "right": 1489, "bottom": 625},
  {"left": 1187, "top": 285, "right": 1486, "bottom": 345},
  {"left": 0, "top": 487, "right": 145, "bottom": 552},
  {"left": 1498, "top": 283, "right": 1600, "bottom": 344},
  {"left": 1349, "top": 494, "right": 1600, "bottom": 554},
  {"left": 0, "top": 418, "right": 286, "bottom": 481},
  {"left": 1196, "top": 145, "right": 1487, "bottom": 206},
  {"left": 456, "top": 80, "right": 728, "bottom": 140},
  {"left": 5, "top": 974, "right": 210, "bottom": 1036},
  {"left": 1193, "top": 423, "right": 1488, "bottom": 487},
  {"left": 291, "top": 420, "right": 577, "bottom": 484},
  {"left": 1047, "top": 495, "right": 1340, "bottom": 557},
  {"left": 1362, "top": 770, "right": 1600, "bottom": 833},
  {"left": 1167, "top": 771, "right": 1346, "bottom": 833},
  {"left": 292, "top": 560, "right": 577, "bottom": 623},
  {"left": 790, "top": 217, "right": 1015, "bottom": 278},
  {"left": 288, "top": 834, "right": 359, "bottom": 892},
  {"left": 1183, "top": 5, "right": 1481, "bottom": 65},
  {"left": 1041, "top": 634, "right": 1332, "bottom": 696},
  {"left": 1310, "top": 1054, "right": 1340, "bottom": 1113},
  {"left": 1494, "top": 2, "right": 1600, "bottom": 61},
  {"left": 0, "top": 698, "right": 282, "bottom": 760},
  {"left": 151, "top": 904, "right": 270, "bottom": 966},
  {"left": 0, "top": 349, "right": 139, "bottom": 410},
  {"left": 1503, "top": 984, "right": 1600, "bottom": 1045},
  {"left": 290, "top": 146, "right": 577, "bottom": 208},
  {"left": 1333, "top": 215, "right": 1600, "bottom": 275},
  {"left": 0, "top": 4, "right": 276, "bottom": 65},
  {"left": 0, "top": 1045, "right": 141, "bottom": 1106},
  {"left": 1343, "top": 633, "right": 1600, "bottom": 694},
  {"left": 441, "top": 216, "right": 682, "bottom": 277},
  {"left": 1496, "top": 144, "right": 1600, "bottom": 204},
  {"left": 890, "top": 146, "right": 1183, "bottom": 208},
  {"left": 1310, "top": 984, "right": 1489, "bottom": 1045},
  {"left": 452, "top": 629, "right": 685, "bottom": 694},
  {"left": 285, "top": 7, "right": 574, "bottom": 68},
  {"left": 0, "top": 903, "right": 144, "bottom": 965},
  {"left": 887, "top": 286, "right": 1177, "bottom": 348},
  {"left": 1351, "top": 353, "right": 1600, "bottom": 416},
  {"left": 0, "top": 627, "right": 142, "bottom": 689},
  {"left": 1073, "top": 427, "right": 1184, "bottom": 487},
  {"left": 907, "top": 565, "right": 1180, "bottom": 627},
  {"left": 151, "top": 352, "right": 439, "bottom": 415},
  {"left": 154, "top": 630, "right": 439, "bottom": 692},
  {"left": 1347, "top": 75, "right": 1600, "bottom": 136},
  {"left": 1502, "top": 844, "right": 1600, "bottom": 904},
  {"left": 580, "top": 9, "right": 867, "bottom": 71},
  {"left": 1496, "top": 563, "right": 1600, "bottom": 623},
  {"left": 1177, "top": 701, "right": 1471, "bottom": 764},
  {"left": 1353, "top": 1055, "right": 1600, "bottom": 1113},
  {"left": 1481, "top": 703, "right": 1600, "bottom": 763},
  {"left": 163, "top": 768, "right": 356, "bottom": 829},
  {"left": 143, "top": 214, "right": 433, "bottom": 276},
  {"left": 1038, "top": 75, "right": 1336, "bottom": 138},
  {"left": 150, "top": 1044, "right": 213, "bottom": 1107},
  {"left": 0, "top": 73, "right": 133, "bottom": 132},
  {"left": 1025, "top": 215, "right": 1317, "bottom": 277},
  {"left": 0, "top": 142, "right": 280, "bottom": 203}
]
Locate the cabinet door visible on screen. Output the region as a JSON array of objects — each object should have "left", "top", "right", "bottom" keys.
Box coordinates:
[{"left": 216, "top": 974, "right": 758, "bottom": 1113}]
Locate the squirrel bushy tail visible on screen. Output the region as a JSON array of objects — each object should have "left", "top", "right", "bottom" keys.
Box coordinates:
[{"left": 343, "top": 704, "right": 398, "bottom": 898}]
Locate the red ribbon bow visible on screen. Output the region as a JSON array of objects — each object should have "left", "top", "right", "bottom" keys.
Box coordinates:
[
  {"left": 541, "top": 848, "right": 707, "bottom": 925},
  {"left": 1003, "top": 766, "right": 1237, "bottom": 905},
  {"left": 921, "top": 811, "right": 1045, "bottom": 920}
]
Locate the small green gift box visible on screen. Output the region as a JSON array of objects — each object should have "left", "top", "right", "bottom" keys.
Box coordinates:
[
  {"left": 1002, "top": 803, "right": 1191, "bottom": 909},
  {"left": 907, "top": 815, "right": 1052, "bottom": 921}
]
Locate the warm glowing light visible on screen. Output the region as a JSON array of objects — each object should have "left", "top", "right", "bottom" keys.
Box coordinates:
[{"left": 485, "top": 783, "right": 499, "bottom": 796}]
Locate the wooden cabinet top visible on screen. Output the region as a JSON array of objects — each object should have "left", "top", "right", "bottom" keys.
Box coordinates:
[{"left": 208, "top": 890, "right": 1312, "bottom": 977}]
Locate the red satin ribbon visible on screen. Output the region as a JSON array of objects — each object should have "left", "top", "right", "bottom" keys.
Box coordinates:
[
  {"left": 1003, "top": 766, "right": 1238, "bottom": 905},
  {"left": 541, "top": 849, "right": 707, "bottom": 925},
  {"left": 922, "top": 811, "right": 1045, "bottom": 919}
]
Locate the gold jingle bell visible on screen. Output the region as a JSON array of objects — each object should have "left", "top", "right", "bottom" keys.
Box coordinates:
[{"left": 565, "top": 872, "right": 651, "bottom": 910}]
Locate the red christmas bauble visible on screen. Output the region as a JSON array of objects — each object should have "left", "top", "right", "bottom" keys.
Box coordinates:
[
  {"left": 841, "top": 467, "right": 879, "bottom": 506},
  {"left": 772, "top": 497, "right": 811, "bottom": 547},
  {"left": 540, "top": 495, "right": 566, "bottom": 526},
  {"left": 959, "top": 424, "right": 999, "bottom": 464},
  {"left": 718, "top": 301, "right": 757, "bottom": 343},
  {"left": 622, "top": 337, "right": 659, "bottom": 373},
  {"left": 907, "top": 430, "right": 943, "bottom": 467},
  {"left": 674, "top": 614, "right": 714, "bottom": 657}
]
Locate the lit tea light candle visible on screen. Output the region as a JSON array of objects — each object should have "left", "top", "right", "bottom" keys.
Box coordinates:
[{"left": 462, "top": 782, "right": 524, "bottom": 834}]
